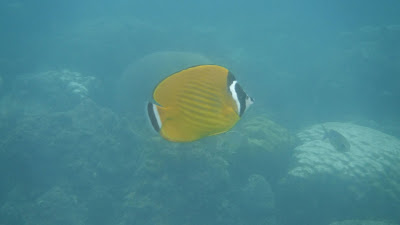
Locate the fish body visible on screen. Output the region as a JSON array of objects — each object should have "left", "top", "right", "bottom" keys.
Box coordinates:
[
  {"left": 322, "top": 126, "right": 351, "bottom": 152},
  {"left": 147, "top": 65, "right": 253, "bottom": 142}
]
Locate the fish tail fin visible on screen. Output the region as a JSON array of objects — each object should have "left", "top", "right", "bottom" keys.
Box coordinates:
[{"left": 147, "top": 102, "right": 163, "bottom": 132}]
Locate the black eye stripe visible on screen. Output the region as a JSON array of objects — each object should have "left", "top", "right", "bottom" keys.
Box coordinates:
[
  {"left": 234, "top": 82, "right": 247, "bottom": 116},
  {"left": 226, "top": 71, "right": 252, "bottom": 117},
  {"left": 227, "top": 71, "right": 236, "bottom": 92}
]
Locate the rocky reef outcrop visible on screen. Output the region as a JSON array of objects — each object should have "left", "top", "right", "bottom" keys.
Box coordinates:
[
  {"left": 118, "top": 111, "right": 294, "bottom": 225},
  {"left": 278, "top": 122, "right": 400, "bottom": 225},
  {"left": 0, "top": 70, "right": 140, "bottom": 225}
]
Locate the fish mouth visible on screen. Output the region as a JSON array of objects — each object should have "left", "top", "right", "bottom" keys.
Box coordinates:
[{"left": 246, "top": 96, "right": 254, "bottom": 107}]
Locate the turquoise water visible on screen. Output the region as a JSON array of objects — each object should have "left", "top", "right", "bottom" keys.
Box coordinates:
[{"left": 1, "top": 1, "right": 400, "bottom": 225}]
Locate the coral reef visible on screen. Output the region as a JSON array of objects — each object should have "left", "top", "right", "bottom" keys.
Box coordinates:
[
  {"left": 239, "top": 174, "right": 275, "bottom": 217},
  {"left": 116, "top": 112, "right": 294, "bottom": 225},
  {"left": 4, "top": 70, "right": 97, "bottom": 113},
  {"left": 29, "top": 186, "right": 86, "bottom": 225},
  {"left": 121, "top": 142, "right": 232, "bottom": 225},
  {"left": 0, "top": 69, "right": 292, "bottom": 225},
  {"left": 0, "top": 70, "right": 139, "bottom": 225},
  {"left": 278, "top": 122, "right": 400, "bottom": 225},
  {"left": 226, "top": 113, "right": 297, "bottom": 182},
  {"left": 6, "top": 66, "right": 399, "bottom": 225}
]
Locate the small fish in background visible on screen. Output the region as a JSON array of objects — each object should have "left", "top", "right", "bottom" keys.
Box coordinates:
[
  {"left": 322, "top": 125, "right": 351, "bottom": 152},
  {"left": 147, "top": 65, "right": 254, "bottom": 142}
]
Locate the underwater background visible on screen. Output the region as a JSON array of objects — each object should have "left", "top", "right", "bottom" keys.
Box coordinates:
[{"left": 1, "top": 0, "right": 400, "bottom": 225}]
